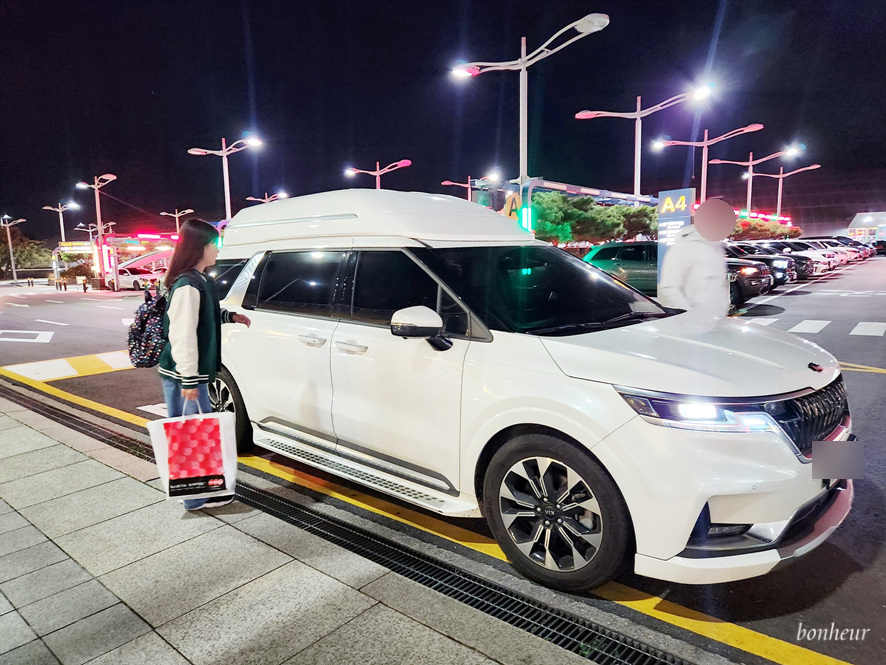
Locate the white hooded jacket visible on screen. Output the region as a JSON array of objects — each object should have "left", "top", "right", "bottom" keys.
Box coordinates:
[{"left": 657, "top": 224, "right": 729, "bottom": 318}]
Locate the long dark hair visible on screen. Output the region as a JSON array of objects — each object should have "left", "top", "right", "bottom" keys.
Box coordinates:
[{"left": 164, "top": 218, "right": 219, "bottom": 288}]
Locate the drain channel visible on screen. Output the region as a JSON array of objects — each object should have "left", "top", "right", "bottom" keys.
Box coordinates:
[{"left": 1, "top": 380, "right": 691, "bottom": 665}]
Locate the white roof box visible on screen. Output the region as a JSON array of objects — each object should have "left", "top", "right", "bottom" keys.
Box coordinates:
[{"left": 222, "top": 189, "right": 532, "bottom": 247}]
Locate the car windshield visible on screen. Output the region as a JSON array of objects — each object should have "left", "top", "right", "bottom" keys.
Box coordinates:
[
  {"left": 786, "top": 241, "right": 813, "bottom": 251},
  {"left": 410, "top": 245, "right": 670, "bottom": 336},
  {"left": 728, "top": 245, "right": 750, "bottom": 257},
  {"left": 127, "top": 267, "right": 152, "bottom": 275}
]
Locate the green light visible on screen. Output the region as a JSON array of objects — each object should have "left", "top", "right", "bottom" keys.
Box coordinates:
[
  {"left": 521, "top": 206, "right": 532, "bottom": 232},
  {"left": 739, "top": 210, "right": 749, "bottom": 219},
  {"left": 521, "top": 268, "right": 532, "bottom": 276}
]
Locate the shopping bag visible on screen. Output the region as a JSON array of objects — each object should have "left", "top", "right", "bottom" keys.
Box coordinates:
[{"left": 146, "top": 407, "right": 238, "bottom": 500}]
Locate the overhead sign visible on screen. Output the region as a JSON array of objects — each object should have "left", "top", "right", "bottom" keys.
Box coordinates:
[{"left": 656, "top": 188, "right": 695, "bottom": 284}]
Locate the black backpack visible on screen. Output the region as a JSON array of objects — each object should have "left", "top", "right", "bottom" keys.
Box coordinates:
[{"left": 128, "top": 287, "right": 168, "bottom": 368}]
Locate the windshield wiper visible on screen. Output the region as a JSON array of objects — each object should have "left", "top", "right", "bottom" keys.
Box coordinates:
[
  {"left": 600, "top": 311, "right": 670, "bottom": 325},
  {"left": 528, "top": 311, "right": 668, "bottom": 336}
]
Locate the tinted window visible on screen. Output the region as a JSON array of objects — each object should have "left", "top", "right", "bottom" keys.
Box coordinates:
[
  {"left": 618, "top": 246, "right": 646, "bottom": 261},
  {"left": 207, "top": 259, "right": 248, "bottom": 299},
  {"left": 128, "top": 267, "right": 152, "bottom": 275},
  {"left": 591, "top": 246, "right": 618, "bottom": 261},
  {"left": 256, "top": 251, "right": 343, "bottom": 317},
  {"left": 349, "top": 251, "right": 469, "bottom": 336}
]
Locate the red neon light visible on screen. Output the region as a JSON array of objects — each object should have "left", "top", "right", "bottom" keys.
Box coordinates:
[{"left": 137, "top": 233, "right": 162, "bottom": 239}]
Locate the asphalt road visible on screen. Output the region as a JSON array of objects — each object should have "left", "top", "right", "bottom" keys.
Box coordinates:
[{"left": 1, "top": 260, "right": 884, "bottom": 665}]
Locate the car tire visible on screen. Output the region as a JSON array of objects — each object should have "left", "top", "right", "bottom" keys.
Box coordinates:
[
  {"left": 482, "top": 432, "right": 631, "bottom": 592},
  {"left": 131, "top": 280, "right": 140, "bottom": 291},
  {"left": 209, "top": 367, "right": 254, "bottom": 454},
  {"left": 730, "top": 281, "right": 744, "bottom": 307}
]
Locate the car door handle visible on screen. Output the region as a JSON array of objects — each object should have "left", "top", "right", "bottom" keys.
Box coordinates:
[
  {"left": 335, "top": 340, "right": 368, "bottom": 354},
  {"left": 298, "top": 334, "right": 327, "bottom": 347}
]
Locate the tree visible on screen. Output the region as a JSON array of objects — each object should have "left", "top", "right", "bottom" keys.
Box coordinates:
[
  {"left": 621, "top": 206, "right": 658, "bottom": 240},
  {"left": 731, "top": 219, "right": 802, "bottom": 240},
  {"left": 0, "top": 228, "right": 52, "bottom": 278}
]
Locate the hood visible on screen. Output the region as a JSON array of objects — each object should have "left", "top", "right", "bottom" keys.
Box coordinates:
[
  {"left": 674, "top": 225, "right": 714, "bottom": 244},
  {"left": 540, "top": 314, "right": 839, "bottom": 397}
]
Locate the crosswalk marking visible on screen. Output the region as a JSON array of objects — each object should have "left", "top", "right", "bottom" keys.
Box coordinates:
[
  {"left": 95, "top": 351, "right": 133, "bottom": 369},
  {"left": 97, "top": 305, "right": 124, "bottom": 310},
  {"left": 46, "top": 300, "right": 64, "bottom": 304},
  {"left": 787, "top": 320, "right": 831, "bottom": 334},
  {"left": 137, "top": 403, "right": 168, "bottom": 417},
  {"left": 849, "top": 322, "right": 886, "bottom": 336},
  {"left": 748, "top": 318, "right": 779, "bottom": 326},
  {"left": 122, "top": 318, "right": 134, "bottom": 326},
  {"left": 7, "top": 303, "right": 29, "bottom": 307},
  {"left": 34, "top": 319, "right": 69, "bottom": 326},
  {"left": 2, "top": 350, "right": 134, "bottom": 380}
]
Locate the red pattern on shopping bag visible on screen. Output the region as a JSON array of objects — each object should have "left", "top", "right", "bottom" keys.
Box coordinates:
[{"left": 164, "top": 418, "right": 224, "bottom": 479}]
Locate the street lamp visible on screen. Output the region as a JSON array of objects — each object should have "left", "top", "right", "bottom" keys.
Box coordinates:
[
  {"left": 344, "top": 160, "right": 412, "bottom": 189},
  {"left": 76, "top": 174, "right": 117, "bottom": 279},
  {"left": 1, "top": 216, "right": 25, "bottom": 283},
  {"left": 441, "top": 172, "right": 502, "bottom": 201},
  {"left": 453, "top": 13, "right": 609, "bottom": 185},
  {"left": 187, "top": 136, "right": 263, "bottom": 221},
  {"left": 575, "top": 83, "right": 715, "bottom": 199},
  {"left": 709, "top": 145, "right": 803, "bottom": 212},
  {"left": 245, "top": 191, "right": 288, "bottom": 204},
  {"left": 753, "top": 163, "right": 821, "bottom": 219},
  {"left": 160, "top": 208, "right": 194, "bottom": 234},
  {"left": 42, "top": 201, "right": 80, "bottom": 242},
  {"left": 75, "top": 221, "right": 115, "bottom": 242},
  {"left": 651, "top": 123, "right": 764, "bottom": 203}
]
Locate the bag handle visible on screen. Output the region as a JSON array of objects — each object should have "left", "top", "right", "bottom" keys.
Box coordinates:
[{"left": 183, "top": 398, "right": 206, "bottom": 415}]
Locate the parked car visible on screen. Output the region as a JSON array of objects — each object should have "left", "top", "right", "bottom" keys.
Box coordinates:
[
  {"left": 733, "top": 242, "right": 824, "bottom": 279},
  {"left": 873, "top": 240, "right": 886, "bottom": 256},
  {"left": 804, "top": 236, "right": 874, "bottom": 259},
  {"left": 211, "top": 190, "right": 853, "bottom": 591},
  {"left": 803, "top": 240, "right": 852, "bottom": 264},
  {"left": 725, "top": 244, "right": 796, "bottom": 287},
  {"left": 756, "top": 240, "right": 837, "bottom": 271},
  {"left": 727, "top": 257, "right": 773, "bottom": 306},
  {"left": 108, "top": 267, "right": 164, "bottom": 290}
]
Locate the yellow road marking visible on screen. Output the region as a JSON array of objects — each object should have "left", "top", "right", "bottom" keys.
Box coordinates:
[
  {"left": 839, "top": 361, "right": 886, "bottom": 375},
  {"left": 1, "top": 370, "right": 858, "bottom": 665},
  {"left": 2, "top": 351, "right": 135, "bottom": 382}
]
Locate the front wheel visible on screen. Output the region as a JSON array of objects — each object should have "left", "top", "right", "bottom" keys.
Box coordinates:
[
  {"left": 209, "top": 368, "right": 254, "bottom": 454},
  {"left": 482, "top": 433, "right": 631, "bottom": 592},
  {"left": 730, "top": 280, "right": 744, "bottom": 307},
  {"left": 131, "top": 280, "right": 141, "bottom": 291}
]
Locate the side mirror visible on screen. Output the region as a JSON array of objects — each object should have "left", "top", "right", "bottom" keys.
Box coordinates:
[{"left": 391, "top": 306, "right": 453, "bottom": 351}]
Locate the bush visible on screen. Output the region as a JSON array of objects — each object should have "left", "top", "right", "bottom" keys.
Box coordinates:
[{"left": 62, "top": 264, "right": 93, "bottom": 278}]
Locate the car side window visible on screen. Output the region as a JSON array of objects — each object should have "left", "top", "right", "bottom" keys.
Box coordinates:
[
  {"left": 592, "top": 246, "right": 618, "bottom": 261},
  {"left": 617, "top": 246, "right": 645, "bottom": 262},
  {"left": 255, "top": 251, "right": 344, "bottom": 318},
  {"left": 207, "top": 259, "right": 248, "bottom": 300},
  {"left": 349, "top": 251, "right": 470, "bottom": 336}
]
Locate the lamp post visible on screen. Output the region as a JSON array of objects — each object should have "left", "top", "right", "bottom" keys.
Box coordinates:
[
  {"left": 709, "top": 146, "right": 802, "bottom": 212},
  {"left": 76, "top": 174, "right": 117, "bottom": 280},
  {"left": 246, "top": 191, "right": 288, "bottom": 204},
  {"left": 345, "top": 160, "right": 412, "bottom": 189},
  {"left": 160, "top": 208, "right": 194, "bottom": 234},
  {"left": 575, "top": 84, "right": 714, "bottom": 199},
  {"left": 651, "top": 123, "right": 764, "bottom": 203},
  {"left": 187, "top": 136, "right": 263, "bottom": 221},
  {"left": 753, "top": 163, "right": 821, "bottom": 219},
  {"left": 1, "top": 216, "right": 25, "bottom": 283},
  {"left": 441, "top": 172, "right": 502, "bottom": 200},
  {"left": 453, "top": 13, "right": 609, "bottom": 186},
  {"left": 42, "top": 201, "right": 80, "bottom": 243}
]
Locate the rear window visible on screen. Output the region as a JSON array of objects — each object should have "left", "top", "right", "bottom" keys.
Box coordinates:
[{"left": 590, "top": 246, "right": 618, "bottom": 261}]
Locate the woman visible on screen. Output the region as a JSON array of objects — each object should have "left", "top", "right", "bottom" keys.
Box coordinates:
[{"left": 159, "top": 219, "right": 251, "bottom": 510}]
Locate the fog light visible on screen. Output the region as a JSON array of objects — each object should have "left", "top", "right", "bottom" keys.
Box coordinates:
[{"left": 708, "top": 523, "right": 751, "bottom": 537}]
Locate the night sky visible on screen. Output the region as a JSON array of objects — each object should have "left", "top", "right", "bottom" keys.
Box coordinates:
[{"left": 2, "top": 0, "right": 884, "bottom": 240}]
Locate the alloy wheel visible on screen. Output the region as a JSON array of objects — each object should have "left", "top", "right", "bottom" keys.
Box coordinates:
[{"left": 208, "top": 377, "right": 235, "bottom": 413}]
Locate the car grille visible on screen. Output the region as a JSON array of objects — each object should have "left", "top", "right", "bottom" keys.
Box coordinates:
[
  {"left": 758, "top": 265, "right": 771, "bottom": 276},
  {"left": 769, "top": 376, "right": 848, "bottom": 456}
]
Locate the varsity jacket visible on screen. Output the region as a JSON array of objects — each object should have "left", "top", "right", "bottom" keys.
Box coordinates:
[{"left": 158, "top": 269, "right": 236, "bottom": 389}]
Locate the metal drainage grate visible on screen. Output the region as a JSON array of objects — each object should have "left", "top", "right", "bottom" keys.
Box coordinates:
[{"left": 236, "top": 482, "right": 690, "bottom": 665}]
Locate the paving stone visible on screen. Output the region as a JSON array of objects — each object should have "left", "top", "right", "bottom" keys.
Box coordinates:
[
  {"left": 0, "top": 500, "right": 10, "bottom": 516},
  {"left": 206, "top": 501, "right": 261, "bottom": 524},
  {"left": 85, "top": 632, "right": 189, "bottom": 665},
  {"left": 0, "top": 560, "right": 92, "bottom": 608},
  {"left": 0, "top": 593, "right": 11, "bottom": 616},
  {"left": 0, "top": 611, "right": 37, "bottom": 655},
  {"left": 0, "top": 460, "right": 123, "bottom": 510},
  {"left": 0, "top": 512, "right": 28, "bottom": 536},
  {"left": 360, "top": 572, "right": 592, "bottom": 665},
  {"left": 0, "top": 397, "right": 25, "bottom": 414},
  {"left": 0, "top": 446, "right": 86, "bottom": 485},
  {"left": 42, "top": 604, "right": 150, "bottom": 665},
  {"left": 0, "top": 416, "right": 21, "bottom": 433},
  {"left": 54, "top": 500, "right": 221, "bottom": 576},
  {"left": 0, "top": 639, "right": 60, "bottom": 665},
  {"left": 18, "top": 580, "right": 119, "bottom": 636},
  {"left": 236, "top": 512, "right": 388, "bottom": 589},
  {"left": 0, "top": 427, "right": 59, "bottom": 461},
  {"left": 284, "top": 603, "right": 493, "bottom": 665},
  {"left": 0, "top": 541, "right": 69, "bottom": 584},
  {"left": 21, "top": 477, "right": 164, "bottom": 538},
  {"left": 8, "top": 411, "right": 58, "bottom": 431},
  {"left": 100, "top": 526, "right": 291, "bottom": 626},
  {"left": 0, "top": 526, "right": 47, "bottom": 558},
  {"left": 39, "top": 426, "right": 107, "bottom": 453},
  {"left": 85, "top": 447, "right": 159, "bottom": 482},
  {"left": 158, "top": 560, "right": 376, "bottom": 665}
]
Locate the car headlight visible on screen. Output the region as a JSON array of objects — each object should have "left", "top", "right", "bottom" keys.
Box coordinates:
[
  {"left": 773, "top": 259, "right": 789, "bottom": 268},
  {"left": 616, "top": 389, "right": 792, "bottom": 438},
  {"left": 739, "top": 267, "right": 759, "bottom": 276}
]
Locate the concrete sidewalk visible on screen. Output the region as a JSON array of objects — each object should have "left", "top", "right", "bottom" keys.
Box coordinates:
[{"left": 0, "top": 396, "right": 589, "bottom": 665}]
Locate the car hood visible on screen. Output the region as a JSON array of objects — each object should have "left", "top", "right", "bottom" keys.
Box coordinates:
[{"left": 540, "top": 314, "right": 839, "bottom": 397}]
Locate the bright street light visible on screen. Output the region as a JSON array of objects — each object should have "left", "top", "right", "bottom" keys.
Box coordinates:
[
  {"left": 453, "top": 13, "right": 609, "bottom": 185},
  {"left": 75, "top": 174, "right": 117, "bottom": 279},
  {"left": 187, "top": 136, "right": 263, "bottom": 221},
  {"left": 441, "top": 172, "right": 502, "bottom": 201},
  {"left": 75, "top": 221, "right": 115, "bottom": 242},
  {"left": 160, "top": 208, "right": 194, "bottom": 234},
  {"left": 709, "top": 145, "right": 804, "bottom": 211},
  {"left": 753, "top": 163, "right": 821, "bottom": 219},
  {"left": 42, "top": 201, "right": 80, "bottom": 242},
  {"left": 246, "top": 191, "right": 289, "bottom": 204},
  {"left": 650, "top": 123, "right": 764, "bottom": 202},
  {"left": 575, "top": 83, "right": 715, "bottom": 200},
  {"left": 1, "top": 216, "right": 26, "bottom": 283},
  {"left": 344, "top": 160, "right": 412, "bottom": 189}
]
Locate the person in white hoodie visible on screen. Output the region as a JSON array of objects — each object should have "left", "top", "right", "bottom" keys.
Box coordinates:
[{"left": 657, "top": 199, "right": 734, "bottom": 318}]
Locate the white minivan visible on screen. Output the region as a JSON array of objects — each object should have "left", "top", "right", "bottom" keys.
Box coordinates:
[{"left": 212, "top": 189, "right": 853, "bottom": 592}]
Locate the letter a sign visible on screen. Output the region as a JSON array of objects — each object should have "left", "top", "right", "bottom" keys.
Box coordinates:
[{"left": 656, "top": 188, "right": 696, "bottom": 285}]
